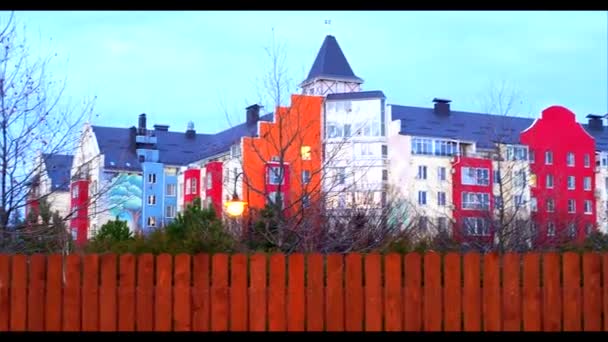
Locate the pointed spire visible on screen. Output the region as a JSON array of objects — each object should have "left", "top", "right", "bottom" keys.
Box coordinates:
[{"left": 301, "top": 35, "right": 363, "bottom": 86}]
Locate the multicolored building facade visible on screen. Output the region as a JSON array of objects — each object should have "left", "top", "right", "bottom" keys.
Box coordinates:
[{"left": 27, "top": 34, "right": 608, "bottom": 248}]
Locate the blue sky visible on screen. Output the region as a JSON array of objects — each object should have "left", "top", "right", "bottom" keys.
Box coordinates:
[{"left": 4, "top": 11, "right": 607, "bottom": 133}]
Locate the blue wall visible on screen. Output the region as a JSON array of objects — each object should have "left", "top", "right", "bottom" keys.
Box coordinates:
[
  {"left": 142, "top": 162, "right": 164, "bottom": 233},
  {"left": 164, "top": 168, "right": 178, "bottom": 225}
]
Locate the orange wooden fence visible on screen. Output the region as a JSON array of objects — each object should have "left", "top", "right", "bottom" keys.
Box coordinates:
[{"left": 0, "top": 252, "right": 606, "bottom": 331}]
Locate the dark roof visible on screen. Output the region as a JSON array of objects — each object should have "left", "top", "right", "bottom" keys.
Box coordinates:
[
  {"left": 301, "top": 35, "right": 363, "bottom": 85},
  {"left": 391, "top": 105, "right": 608, "bottom": 151},
  {"left": 42, "top": 154, "right": 73, "bottom": 191},
  {"left": 326, "top": 90, "right": 385, "bottom": 101},
  {"left": 92, "top": 113, "right": 275, "bottom": 170}
]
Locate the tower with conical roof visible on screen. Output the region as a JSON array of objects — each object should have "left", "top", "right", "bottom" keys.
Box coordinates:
[{"left": 300, "top": 35, "right": 363, "bottom": 96}]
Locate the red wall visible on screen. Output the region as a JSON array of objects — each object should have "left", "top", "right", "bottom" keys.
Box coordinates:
[
  {"left": 70, "top": 179, "right": 89, "bottom": 246},
  {"left": 451, "top": 156, "right": 494, "bottom": 245},
  {"left": 183, "top": 168, "right": 201, "bottom": 205},
  {"left": 205, "top": 161, "right": 223, "bottom": 216},
  {"left": 520, "top": 106, "right": 596, "bottom": 246}
]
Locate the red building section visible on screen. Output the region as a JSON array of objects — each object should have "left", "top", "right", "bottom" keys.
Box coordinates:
[
  {"left": 70, "top": 179, "right": 89, "bottom": 246},
  {"left": 451, "top": 156, "right": 494, "bottom": 245},
  {"left": 205, "top": 161, "right": 223, "bottom": 215},
  {"left": 183, "top": 168, "right": 201, "bottom": 206},
  {"left": 264, "top": 162, "right": 291, "bottom": 214},
  {"left": 520, "top": 105, "right": 596, "bottom": 245}
]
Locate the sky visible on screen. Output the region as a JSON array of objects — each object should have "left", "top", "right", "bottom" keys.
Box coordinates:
[{"left": 3, "top": 11, "right": 607, "bottom": 134}]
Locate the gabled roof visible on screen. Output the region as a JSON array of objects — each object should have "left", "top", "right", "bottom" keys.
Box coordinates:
[
  {"left": 326, "top": 90, "right": 385, "bottom": 101},
  {"left": 301, "top": 35, "right": 363, "bottom": 86},
  {"left": 391, "top": 104, "right": 608, "bottom": 151},
  {"left": 42, "top": 154, "right": 73, "bottom": 191},
  {"left": 92, "top": 113, "right": 275, "bottom": 171}
]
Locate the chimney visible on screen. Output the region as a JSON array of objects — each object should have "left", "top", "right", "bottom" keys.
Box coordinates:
[
  {"left": 154, "top": 124, "right": 170, "bottom": 132},
  {"left": 246, "top": 104, "right": 262, "bottom": 126},
  {"left": 138, "top": 113, "right": 147, "bottom": 135},
  {"left": 185, "top": 121, "right": 196, "bottom": 139},
  {"left": 586, "top": 114, "right": 605, "bottom": 131},
  {"left": 432, "top": 98, "right": 451, "bottom": 116}
]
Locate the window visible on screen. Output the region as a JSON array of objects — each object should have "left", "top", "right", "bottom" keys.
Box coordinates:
[
  {"left": 493, "top": 170, "right": 501, "bottom": 184},
  {"left": 147, "top": 216, "right": 156, "bottom": 228},
  {"left": 418, "top": 191, "right": 427, "bottom": 205},
  {"left": 267, "top": 166, "right": 284, "bottom": 185},
  {"left": 165, "top": 167, "right": 178, "bottom": 176},
  {"left": 191, "top": 178, "right": 197, "bottom": 194},
  {"left": 148, "top": 173, "right": 157, "bottom": 184},
  {"left": 344, "top": 124, "right": 351, "bottom": 138},
  {"left": 381, "top": 145, "right": 388, "bottom": 158},
  {"left": 381, "top": 192, "right": 387, "bottom": 206},
  {"left": 586, "top": 223, "right": 593, "bottom": 236},
  {"left": 547, "top": 199, "right": 555, "bottom": 212},
  {"left": 337, "top": 194, "right": 346, "bottom": 209},
  {"left": 437, "top": 217, "right": 448, "bottom": 232},
  {"left": 302, "top": 195, "right": 310, "bottom": 208},
  {"left": 268, "top": 191, "right": 284, "bottom": 208},
  {"left": 529, "top": 150, "right": 535, "bottom": 164},
  {"left": 166, "top": 184, "right": 176, "bottom": 197},
  {"left": 382, "top": 169, "right": 388, "bottom": 181},
  {"left": 530, "top": 197, "right": 537, "bottom": 212},
  {"left": 302, "top": 170, "right": 311, "bottom": 184},
  {"left": 434, "top": 139, "right": 458, "bottom": 156},
  {"left": 568, "top": 223, "right": 576, "bottom": 238},
  {"left": 464, "top": 217, "right": 490, "bottom": 236},
  {"left": 206, "top": 174, "right": 212, "bottom": 189},
  {"left": 437, "top": 192, "right": 446, "bottom": 206},
  {"left": 568, "top": 199, "right": 576, "bottom": 213},
  {"left": 417, "top": 166, "right": 427, "bottom": 180},
  {"left": 494, "top": 196, "right": 503, "bottom": 209},
  {"left": 301, "top": 146, "right": 311, "bottom": 160},
  {"left": 462, "top": 192, "right": 490, "bottom": 210},
  {"left": 461, "top": 167, "right": 490, "bottom": 186},
  {"left": 514, "top": 195, "right": 524, "bottom": 207},
  {"left": 585, "top": 200, "right": 593, "bottom": 214},
  {"left": 185, "top": 179, "right": 191, "bottom": 195},
  {"left": 358, "top": 144, "right": 374, "bottom": 157},
  {"left": 72, "top": 184, "right": 79, "bottom": 199},
  {"left": 412, "top": 137, "right": 458, "bottom": 156},
  {"left": 584, "top": 154, "right": 590, "bottom": 167},
  {"left": 546, "top": 174, "right": 554, "bottom": 188},
  {"left": 148, "top": 195, "right": 156, "bottom": 205},
  {"left": 567, "top": 152, "right": 575, "bottom": 166},
  {"left": 507, "top": 146, "right": 528, "bottom": 161},
  {"left": 567, "top": 176, "right": 575, "bottom": 190},
  {"left": 419, "top": 216, "right": 429, "bottom": 231},
  {"left": 515, "top": 170, "right": 526, "bottom": 188},
  {"left": 545, "top": 151, "right": 553, "bottom": 165},
  {"left": 438, "top": 167, "right": 446, "bottom": 181},
  {"left": 166, "top": 205, "right": 176, "bottom": 218},
  {"left": 547, "top": 222, "right": 556, "bottom": 236},
  {"left": 336, "top": 168, "right": 346, "bottom": 185},
  {"left": 584, "top": 177, "right": 591, "bottom": 191}
]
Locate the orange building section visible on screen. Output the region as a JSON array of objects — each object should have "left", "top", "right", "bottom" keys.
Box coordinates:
[{"left": 241, "top": 94, "right": 324, "bottom": 218}]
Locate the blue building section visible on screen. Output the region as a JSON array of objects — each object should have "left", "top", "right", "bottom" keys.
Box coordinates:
[
  {"left": 163, "top": 167, "right": 178, "bottom": 225},
  {"left": 141, "top": 162, "right": 165, "bottom": 232}
]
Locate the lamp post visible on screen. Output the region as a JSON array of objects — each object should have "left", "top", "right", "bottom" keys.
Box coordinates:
[{"left": 224, "top": 172, "right": 247, "bottom": 217}]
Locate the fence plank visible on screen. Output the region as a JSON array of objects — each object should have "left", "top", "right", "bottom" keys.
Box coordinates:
[
  {"left": 99, "top": 254, "right": 117, "bottom": 332},
  {"left": 444, "top": 253, "right": 461, "bottom": 331},
  {"left": 364, "top": 253, "right": 382, "bottom": 331},
  {"left": 502, "top": 253, "right": 521, "bottom": 331},
  {"left": 483, "top": 253, "right": 501, "bottom": 331},
  {"left": 404, "top": 253, "right": 422, "bottom": 331},
  {"left": 0, "top": 255, "right": 9, "bottom": 331},
  {"left": 82, "top": 254, "right": 100, "bottom": 331},
  {"left": 287, "top": 254, "right": 305, "bottom": 332},
  {"left": 136, "top": 254, "right": 154, "bottom": 331},
  {"left": 192, "top": 254, "right": 210, "bottom": 331},
  {"left": 543, "top": 253, "right": 561, "bottom": 332},
  {"left": 582, "top": 253, "right": 601, "bottom": 331},
  {"left": 306, "top": 253, "right": 324, "bottom": 331},
  {"left": 9, "top": 255, "right": 27, "bottom": 331},
  {"left": 155, "top": 254, "right": 173, "bottom": 331},
  {"left": 27, "top": 254, "right": 46, "bottom": 331},
  {"left": 249, "top": 253, "right": 267, "bottom": 332},
  {"left": 384, "top": 253, "right": 402, "bottom": 331},
  {"left": 523, "top": 253, "right": 541, "bottom": 331},
  {"left": 424, "top": 252, "right": 441, "bottom": 331},
  {"left": 463, "top": 253, "right": 481, "bottom": 331},
  {"left": 345, "top": 253, "right": 363, "bottom": 332},
  {"left": 230, "top": 254, "right": 247, "bottom": 331},
  {"left": 118, "top": 254, "right": 136, "bottom": 331},
  {"left": 563, "top": 252, "right": 581, "bottom": 331},
  {"left": 63, "top": 254, "right": 81, "bottom": 332},
  {"left": 269, "top": 254, "right": 286, "bottom": 331},
  {"left": 326, "top": 254, "right": 345, "bottom": 332},
  {"left": 45, "top": 255, "right": 62, "bottom": 331},
  {"left": 173, "top": 254, "right": 191, "bottom": 332},
  {"left": 211, "top": 253, "right": 229, "bottom": 331}
]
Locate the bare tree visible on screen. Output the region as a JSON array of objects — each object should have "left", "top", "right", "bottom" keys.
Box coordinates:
[{"left": 0, "top": 13, "right": 95, "bottom": 251}]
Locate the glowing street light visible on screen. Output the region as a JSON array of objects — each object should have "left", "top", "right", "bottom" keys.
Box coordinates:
[{"left": 224, "top": 172, "right": 247, "bottom": 217}]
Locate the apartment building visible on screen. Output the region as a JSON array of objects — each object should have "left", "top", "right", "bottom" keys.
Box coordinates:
[{"left": 26, "top": 153, "right": 73, "bottom": 221}]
